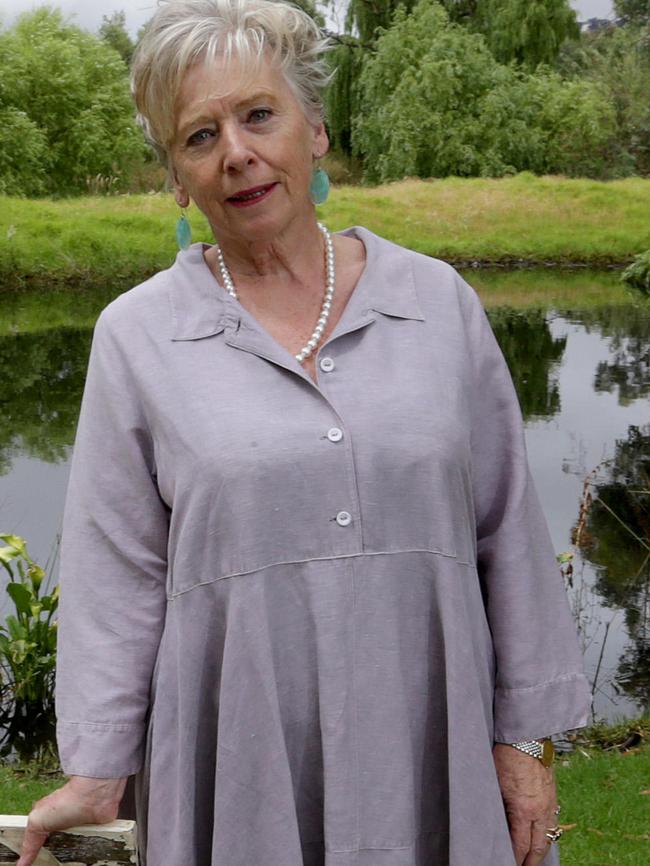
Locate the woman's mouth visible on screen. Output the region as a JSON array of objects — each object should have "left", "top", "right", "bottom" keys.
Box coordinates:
[{"left": 227, "top": 183, "right": 277, "bottom": 208}]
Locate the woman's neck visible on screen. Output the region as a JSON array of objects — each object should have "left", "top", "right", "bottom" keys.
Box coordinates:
[{"left": 205, "top": 215, "right": 324, "bottom": 288}]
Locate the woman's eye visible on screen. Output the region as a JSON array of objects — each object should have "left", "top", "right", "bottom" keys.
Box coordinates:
[
  {"left": 249, "top": 108, "right": 271, "bottom": 124},
  {"left": 187, "top": 129, "right": 213, "bottom": 146}
]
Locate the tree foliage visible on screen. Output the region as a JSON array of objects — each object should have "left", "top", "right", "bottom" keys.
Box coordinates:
[
  {"left": 0, "top": 7, "right": 145, "bottom": 196},
  {"left": 352, "top": 0, "right": 616, "bottom": 181},
  {"left": 345, "top": 0, "right": 419, "bottom": 43},
  {"left": 475, "top": 0, "right": 580, "bottom": 68},
  {"left": 439, "top": 1, "right": 480, "bottom": 24},
  {"left": 559, "top": 23, "right": 650, "bottom": 176},
  {"left": 326, "top": 1, "right": 421, "bottom": 151},
  {"left": 292, "top": 0, "right": 327, "bottom": 27},
  {"left": 614, "top": 0, "right": 650, "bottom": 24},
  {"left": 328, "top": 0, "right": 583, "bottom": 161},
  {"left": 346, "top": 0, "right": 580, "bottom": 67},
  {"left": 0, "top": 108, "right": 49, "bottom": 197},
  {"left": 326, "top": 42, "right": 363, "bottom": 154},
  {"left": 98, "top": 10, "right": 135, "bottom": 65}
]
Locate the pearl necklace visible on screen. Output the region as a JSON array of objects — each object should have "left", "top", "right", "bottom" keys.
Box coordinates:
[{"left": 214, "top": 222, "right": 335, "bottom": 363}]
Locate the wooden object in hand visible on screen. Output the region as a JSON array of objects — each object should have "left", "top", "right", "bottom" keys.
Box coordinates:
[{"left": 0, "top": 815, "right": 138, "bottom": 865}]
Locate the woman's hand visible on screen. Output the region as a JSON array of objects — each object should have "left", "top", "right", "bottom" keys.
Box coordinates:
[
  {"left": 17, "top": 775, "right": 128, "bottom": 866},
  {"left": 493, "top": 743, "right": 558, "bottom": 866}
]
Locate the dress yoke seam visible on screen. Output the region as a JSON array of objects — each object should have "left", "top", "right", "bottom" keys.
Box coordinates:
[{"left": 168, "top": 547, "right": 471, "bottom": 599}]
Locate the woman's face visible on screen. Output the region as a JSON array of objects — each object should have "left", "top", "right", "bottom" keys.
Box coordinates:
[{"left": 170, "top": 54, "right": 328, "bottom": 247}]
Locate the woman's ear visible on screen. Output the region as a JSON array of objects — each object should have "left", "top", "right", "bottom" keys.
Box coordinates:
[
  {"left": 171, "top": 164, "right": 190, "bottom": 208},
  {"left": 175, "top": 190, "right": 190, "bottom": 209},
  {"left": 312, "top": 121, "right": 329, "bottom": 161}
]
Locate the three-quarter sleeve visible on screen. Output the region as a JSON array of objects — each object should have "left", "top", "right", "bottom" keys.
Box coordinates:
[
  {"left": 460, "top": 278, "right": 590, "bottom": 743},
  {"left": 56, "top": 308, "right": 169, "bottom": 778}
]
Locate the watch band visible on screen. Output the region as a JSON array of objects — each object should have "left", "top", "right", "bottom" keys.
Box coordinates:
[{"left": 509, "top": 738, "right": 555, "bottom": 767}]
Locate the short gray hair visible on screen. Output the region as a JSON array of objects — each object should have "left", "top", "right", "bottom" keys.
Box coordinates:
[{"left": 131, "top": 0, "right": 332, "bottom": 164}]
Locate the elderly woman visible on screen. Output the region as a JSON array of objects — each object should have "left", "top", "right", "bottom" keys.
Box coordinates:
[{"left": 18, "top": 2, "right": 589, "bottom": 866}]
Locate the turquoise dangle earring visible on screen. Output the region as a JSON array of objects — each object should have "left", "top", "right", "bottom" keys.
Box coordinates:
[
  {"left": 176, "top": 208, "right": 192, "bottom": 250},
  {"left": 309, "top": 164, "right": 330, "bottom": 205}
]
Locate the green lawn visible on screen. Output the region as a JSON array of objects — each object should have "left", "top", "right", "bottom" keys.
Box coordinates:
[
  {"left": 0, "top": 765, "right": 62, "bottom": 814},
  {"left": 555, "top": 746, "right": 650, "bottom": 866},
  {"left": 1, "top": 174, "right": 649, "bottom": 294},
  {"left": 1, "top": 743, "right": 648, "bottom": 865}
]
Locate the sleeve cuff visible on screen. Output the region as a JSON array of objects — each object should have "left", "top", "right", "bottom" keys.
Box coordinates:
[
  {"left": 493, "top": 673, "right": 591, "bottom": 743},
  {"left": 57, "top": 720, "right": 144, "bottom": 778}
]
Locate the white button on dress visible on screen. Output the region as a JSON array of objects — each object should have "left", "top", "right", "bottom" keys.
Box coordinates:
[
  {"left": 327, "top": 427, "right": 343, "bottom": 442},
  {"left": 319, "top": 356, "right": 335, "bottom": 372},
  {"left": 335, "top": 511, "right": 352, "bottom": 526}
]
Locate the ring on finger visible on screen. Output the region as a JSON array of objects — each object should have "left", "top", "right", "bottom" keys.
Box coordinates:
[{"left": 545, "top": 826, "right": 563, "bottom": 843}]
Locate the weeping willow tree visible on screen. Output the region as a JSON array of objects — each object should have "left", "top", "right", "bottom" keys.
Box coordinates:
[
  {"left": 344, "top": 0, "right": 419, "bottom": 41},
  {"left": 326, "top": 43, "right": 362, "bottom": 153},
  {"left": 440, "top": 0, "right": 480, "bottom": 23},
  {"left": 325, "top": 0, "right": 580, "bottom": 157},
  {"left": 344, "top": 0, "right": 579, "bottom": 64},
  {"left": 476, "top": 0, "right": 580, "bottom": 68},
  {"left": 326, "top": 1, "right": 418, "bottom": 155}
]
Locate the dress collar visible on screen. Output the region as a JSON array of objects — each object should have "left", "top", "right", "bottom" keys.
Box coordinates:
[{"left": 169, "top": 225, "right": 425, "bottom": 342}]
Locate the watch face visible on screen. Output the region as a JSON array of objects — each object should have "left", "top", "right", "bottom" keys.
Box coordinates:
[{"left": 541, "top": 739, "right": 555, "bottom": 767}]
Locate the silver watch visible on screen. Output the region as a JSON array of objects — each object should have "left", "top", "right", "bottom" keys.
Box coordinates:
[{"left": 509, "top": 739, "right": 555, "bottom": 767}]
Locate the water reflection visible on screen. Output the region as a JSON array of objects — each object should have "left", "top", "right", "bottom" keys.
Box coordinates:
[
  {"left": 573, "top": 424, "right": 650, "bottom": 715},
  {"left": 0, "top": 329, "right": 91, "bottom": 475},
  {"left": 562, "top": 306, "right": 650, "bottom": 406},
  {"left": 488, "top": 309, "right": 566, "bottom": 420}
]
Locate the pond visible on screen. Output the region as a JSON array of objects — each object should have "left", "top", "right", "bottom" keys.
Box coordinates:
[{"left": 0, "top": 275, "right": 648, "bottom": 724}]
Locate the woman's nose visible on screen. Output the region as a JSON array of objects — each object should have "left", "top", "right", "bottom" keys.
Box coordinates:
[{"left": 221, "top": 123, "right": 254, "bottom": 172}]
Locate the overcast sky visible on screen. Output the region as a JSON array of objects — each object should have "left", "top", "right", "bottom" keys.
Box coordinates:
[{"left": 0, "top": 1, "right": 617, "bottom": 37}]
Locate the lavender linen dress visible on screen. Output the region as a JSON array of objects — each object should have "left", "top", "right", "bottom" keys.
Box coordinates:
[{"left": 56, "top": 227, "right": 590, "bottom": 866}]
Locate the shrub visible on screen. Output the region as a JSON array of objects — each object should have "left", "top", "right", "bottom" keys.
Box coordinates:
[{"left": 622, "top": 250, "right": 650, "bottom": 296}]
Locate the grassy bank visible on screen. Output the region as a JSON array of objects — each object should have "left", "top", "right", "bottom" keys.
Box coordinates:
[
  {"left": 1, "top": 175, "right": 649, "bottom": 293},
  {"left": 1, "top": 724, "right": 648, "bottom": 865}
]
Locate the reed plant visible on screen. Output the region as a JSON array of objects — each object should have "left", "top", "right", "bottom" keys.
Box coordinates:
[{"left": 0, "top": 535, "right": 58, "bottom": 764}]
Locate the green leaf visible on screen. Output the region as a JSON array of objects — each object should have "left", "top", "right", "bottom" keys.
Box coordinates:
[
  {"left": 40, "top": 594, "right": 59, "bottom": 613},
  {"left": 6, "top": 615, "right": 27, "bottom": 641},
  {"left": 0, "top": 533, "right": 27, "bottom": 551},
  {"left": 7, "top": 582, "right": 33, "bottom": 616},
  {"left": 0, "top": 544, "right": 20, "bottom": 564},
  {"left": 28, "top": 564, "right": 45, "bottom": 591},
  {"left": 9, "top": 639, "right": 30, "bottom": 664}
]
